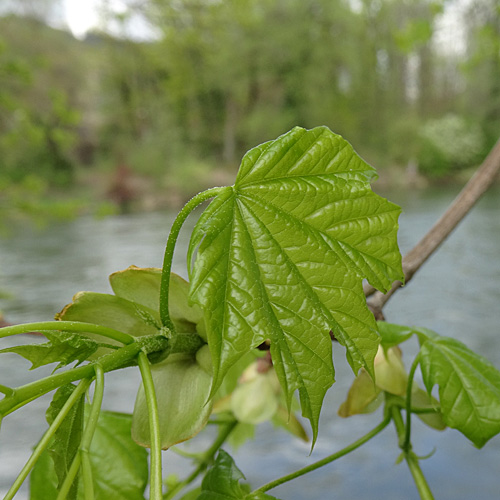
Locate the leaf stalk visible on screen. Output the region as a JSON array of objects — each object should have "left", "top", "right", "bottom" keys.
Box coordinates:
[
  {"left": 253, "top": 415, "right": 392, "bottom": 494},
  {"left": 159, "top": 187, "right": 226, "bottom": 328},
  {"left": 138, "top": 351, "right": 163, "bottom": 500},
  {"left": 80, "top": 364, "right": 105, "bottom": 500},
  {"left": 404, "top": 353, "right": 421, "bottom": 452},
  {"left": 391, "top": 406, "right": 435, "bottom": 500}
]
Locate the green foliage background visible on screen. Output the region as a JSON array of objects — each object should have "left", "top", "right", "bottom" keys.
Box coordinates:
[{"left": 0, "top": 0, "right": 499, "bottom": 208}]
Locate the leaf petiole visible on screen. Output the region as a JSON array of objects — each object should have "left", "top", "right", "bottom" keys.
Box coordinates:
[
  {"left": 159, "top": 187, "right": 226, "bottom": 329},
  {"left": 137, "top": 351, "right": 163, "bottom": 500},
  {"left": 404, "top": 353, "right": 421, "bottom": 452},
  {"left": 252, "top": 415, "right": 392, "bottom": 494},
  {"left": 81, "top": 364, "right": 105, "bottom": 500},
  {"left": 391, "top": 406, "right": 435, "bottom": 500}
]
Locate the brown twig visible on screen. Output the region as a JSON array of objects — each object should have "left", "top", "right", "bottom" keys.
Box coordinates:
[{"left": 366, "top": 137, "right": 500, "bottom": 315}]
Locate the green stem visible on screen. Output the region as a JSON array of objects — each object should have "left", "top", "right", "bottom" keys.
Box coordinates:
[
  {"left": 0, "top": 321, "right": 135, "bottom": 345},
  {"left": 159, "top": 187, "right": 226, "bottom": 328},
  {"left": 252, "top": 415, "right": 391, "bottom": 495},
  {"left": 0, "top": 384, "right": 13, "bottom": 396},
  {"left": 405, "top": 454, "right": 436, "bottom": 500},
  {"left": 80, "top": 364, "right": 105, "bottom": 500},
  {"left": 0, "top": 337, "right": 156, "bottom": 416},
  {"left": 138, "top": 352, "right": 163, "bottom": 500},
  {"left": 3, "top": 378, "right": 91, "bottom": 500},
  {"left": 164, "top": 420, "right": 237, "bottom": 500},
  {"left": 391, "top": 406, "right": 435, "bottom": 500},
  {"left": 406, "top": 407, "right": 439, "bottom": 414},
  {"left": 404, "top": 353, "right": 421, "bottom": 452}
]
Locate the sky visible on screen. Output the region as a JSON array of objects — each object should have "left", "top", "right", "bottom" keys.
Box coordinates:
[
  {"left": 63, "top": 0, "right": 154, "bottom": 40},
  {"left": 64, "top": 0, "right": 100, "bottom": 39},
  {"left": 63, "top": 0, "right": 469, "bottom": 54}
]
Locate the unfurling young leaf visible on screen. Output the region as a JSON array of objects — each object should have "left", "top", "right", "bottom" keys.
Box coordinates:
[
  {"left": 377, "top": 321, "right": 415, "bottom": 351},
  {"left": 0, "top": 331, "right": 101, "bottom": 370},
  {"left": 188, "top": 126, "right": 403, "bottom": 443},
  {"left": 198, "top": 449, "right": 248, "bottom": 500},
  {"left": 198, "top": 450, "right": 278, "bottom": 500},
  {"left": 417, "top": 327, "right": 500, "bottom": 447}
]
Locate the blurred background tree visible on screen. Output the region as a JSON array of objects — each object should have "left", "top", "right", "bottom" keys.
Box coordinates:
[{"left": 0, "top": 0, "right": 499, "bottom": 211}]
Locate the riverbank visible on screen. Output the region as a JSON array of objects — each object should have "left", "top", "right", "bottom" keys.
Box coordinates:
[{"left": 2, "top": 159, "right": 496, "bottom": 233}]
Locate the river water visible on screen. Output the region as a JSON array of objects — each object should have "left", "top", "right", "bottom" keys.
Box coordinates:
[{"left": 1, "top": 186, "right": 499, "bottom": 499}]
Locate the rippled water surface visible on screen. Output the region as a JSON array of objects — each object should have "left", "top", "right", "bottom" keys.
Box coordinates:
[{"left": 1, "top": 186, "right": 499, "bottom": 499}]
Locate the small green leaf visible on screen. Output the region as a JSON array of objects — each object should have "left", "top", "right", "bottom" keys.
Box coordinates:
[
  {"left": 46, "top": 384, "right": 85, "bottom": 498},
  {"left": 57, "top": 291, "right": 160, "bottom": 335},
  {"left": 410, "top": 385, "right": 446, "bottom": 431},
  {"left": 0, "top": 331, "right": 101, "bottom": 370},
  {"left": 56, "top": 292, "right": 160, "bottom": 356},
  {"left": 377, "top": 322, "right": 415, "bottom": 350},
  {"left": 200, "top": 458, "right": 279, "bottom": 500},
  {"left": 417, "top": 328, "right": 500, "bottom": 447},
  {"left": 189, "top": 126, "right": 403, "bottom": 443},
  {"left": 109, "top": 265, "right": 163, "bottom": 310},
  {"left": 110, "top": 267, "right": 206, "bottom": 338},
  {"left": 198, "top": 450, "right": 248, "bottom": 500}
]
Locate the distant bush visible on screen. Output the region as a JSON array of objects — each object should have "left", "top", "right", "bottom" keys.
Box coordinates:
[{"left": 418, "top": 114, "right": 485, "bottom": 177}]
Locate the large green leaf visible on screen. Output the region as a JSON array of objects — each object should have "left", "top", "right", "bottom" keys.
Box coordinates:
[
  {"left": 417, "top": 328, "right": 500, "bottom": 447},
  {"left": 188, "top": 126, "right": 403, "bottom": 441}
]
